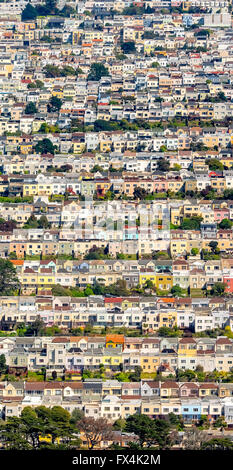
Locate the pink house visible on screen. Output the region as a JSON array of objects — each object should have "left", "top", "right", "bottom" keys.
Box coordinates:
[
  {"left": 214, "top": 208, "right": 230, "bottom": 223},
  {"left": 153, "top": 178, "right": 168, "bottom": 192},
  {"left": 179, "top": 383, "right": 199, "bottom": 398}
]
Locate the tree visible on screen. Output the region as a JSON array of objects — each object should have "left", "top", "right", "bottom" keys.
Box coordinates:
[
  {"left": 35, "top": 138, "right": 56, "bottom": 155},
  {"left": 60, "top": 164, "right": 73, "bottom": 173},
  {"left": 180, "top": 216, "right": 203, "bottom": 230},
  {"left": 113, "top": 418, "right": 126, "bottom": 431},
  {"left": 92, "top": 282, "right": 105, "bottom": 295},
  {"left": 0, "top": 417, "right": 31, "bottom": 450},
  {"left": 45, "top": 0, "right": 57, "bottom": 14},
  {"left": 172, "top": 163, "right": 181, "bottom": 171},
  {"left": 191, "top": 247, "right": 199, "bottom": 256},
  {"left": 105, "top": 279, "right": 129, "bottom": 296},
  {"left": 125, "top": 415, "right": 172, "bottom": 449},
  {"left": 77, "top": 417, "right": 114, "bottom": 449},
  {"left": 84, "top": 286, "right": 94, "bottom": 296},
  {"left": 88, "top": 63, "right": 109, "bottom": 81},
  {"left": 20, "top": 407, "right": 42, "bottom": 449},
  {"left": 121, "top": 41, "right": 136, "bottom": 54},
  {"left": 224, "top": 189, "right": 233, "bottom": 200},
  {"left": 209, "top": 241, "right": 219, "bottom": 254},
  {"left": 217, "top": 92, "right": 227, "bottom": 102},
  {"left": 133, "top": 187, "right": 149, "bottom": 200},
  {"left": 90, "top": 165, "right": 104, "bottom": 173},
  {"left": 35, "top": 405, "right": 77, "bottom": 448},
  {"left": 0, "top": 354, "right": 7, "bottom": 374},
  {"left": 52, "top": 371, "right": 57, "bottom": 381},
  {"left": 213, "top": 416, "right": 227, "bottom": 429},
  {"left": 22, "top": 3, "right": 37, "bottom": 21},
  {"left": 48, "top": 96, "right": 62, "bottom": 113},
  {"left": 144, "top": 279, "right": 155, "bottom": 290},
  {"left": 157, "top": 158, "right": 170, "bottom": 172},
  {"left": 25, "top": 102, "right": 37, "bottom": 115},
  {"left": 25, "top": 318, "right": 46, "bottom": 336},
  {"left": 210, "top": 282, "right": 226, "bottom": 297},
  {"left": 60, "top": 65, "right": 76, "bottom": 76},
  {"left": 168, "top": 413, "right": 184, "bottom": 431},
  {"left": 84, "top": 246, "right": 108, "bottom": 260},
  {"left": 149, "top": 419, "right": 172, "bottom": 449},
  {"left": 171, "top": 285, "right": 183, "bottom": 297},
  {"left": 29, "top": 80, "right": 44, "bottom": 90},
  {"left": 158, "top": 326, "right": 181, "bottom": 337},
  {"left": 160, "top": 145, "right": 167, "bottom": 152},
  {"left": 177, "top": 369, "right": 196, "bottom": 382},
  {"left": 125, "top": 415, "right": 152, "bottom": 447},
  {"left": 0, "top": 259, "right": 19, "bottom": 295},
  {"left": 196, "top": 414, "right": 210, "bottom": 429},
  {"left": 152, "top": 250, "right": 170, "bottom": 260},
  {"left": 38, "top": 215, "right": 49, "bottom": 229},
  {"left": 183, "top": 428, "right": 210, "bottom": 450},
  {"left": 43, "top": 65, "right": 61, "bottom": 78},
  {"left": 94, "top": 120, "right": 119, "bottom": 132},
  {"left": 219, "top": 218, "right": 233, "bottom": 229},
  {"left": 202, "top": 438, "right": 233, "bottom": 450},
  {"left": 59, "top": 5, "right": 76, "bottom": 17},
  {"left": 205, "top": 158, "right": 223, "bottom": 171},
  {"left": 0, "top": 218, "right": 17, "bottom": 232},
  {"left": 23, "top": 214, "right": 38, "bottom": 229},
  {"left": 129, "top": 366, "right": 142, "bottom": 382},
  {"left": 51, "top": 284, "right": 71, "bottom": 296},
  {"left": 70, "top": 409, "right": 84, "bottom": 425}
]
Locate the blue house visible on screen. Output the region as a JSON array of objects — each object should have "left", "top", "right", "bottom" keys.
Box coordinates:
[{"left": 181, "top": 401, "right": 201, "bottom": 422}]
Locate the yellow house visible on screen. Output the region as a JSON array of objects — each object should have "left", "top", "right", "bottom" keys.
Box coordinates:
[
  {"left": 26, "top": 242, "right": 43, "bottom": 256},
  {"left": 221, "top": 156, "right": 233, "bottom": 168},
  {"left": 170, "top": 207, "right": 182, "bottom": 225},
  {"left": 101, "top": 353, "right": 122, "bottom": 371},
  {"left": 20, "top": 143, "right": 33, "bottom": 155},
  {"left": 158, "top": 311, "right": 177, "bottom": 329},
  {"left": 186, "top": 239, "right": 202, "bottom": 253},
  {"left": 140, "top": 354, "right": 160, "bottom": 373},
  {"left": 202, "top": 135, "right": 219, "bottom": 148},
  {"left": 7, "top": 159, "right": 24, "bottom": 173},
  {"left": 139, "top": 272, "right": 157, "bottom": 287},
  {"left": 37, "top": 182, "right": 53, "bottom": 196},
  {"left": 32, "top": 120, "right": 46, "bottom": 133},
  {"left": 167, "top": 179, "right": 184, "bottom": 192},
  {"left": 72, "top": 31, "right": 82, "bottom": 45},
  {"left": 121, "top": 298, "right": 139, "bottom": 310},
  {"left": 2, "top": 61, "right": 13, "bottom": 77},
  {"left": 155, "top": 273, "right": 173, "bottom": 291},
  {"left": 205, "top": 238, "right": 233, "bottom": 252},
  {"left": 37, "top": 272, "right": 55, "bottom": 287},
  {"left": 106, "top": 335, "right": 124, "bottom": 349},
  {"left": 73, "top": 141, "right": 86, "bottom": 154},
  {"left": 183, "top": 203, "right": 202, "bottom": 218},
  {"left": 198, "top": 106, "right": 214, "bottom": 120},
  {"left": 99, "top": 139, "right": 112, "bottom": 153},
  {"left": 84, "top": 30, "right": 103, "bottom": 41},
  {"left": 193, "top": 158, "right": 208, "bottom": 171},
  {"left": 52, "top": 87, "right": 63, "bottom": 99},
  {"left": 170, "top": 239, "right": 188, "bottom": 256},
  {"left": 23, "top": 182, "right": 38, "bottom": 197},
  {"left": 144, "top": 42, "right": 155, "bottom": 55},
  {"left": 39, "top": 435, "right": 60, "bottom": 444},
  {"left": 97, "top": 110, "right": 111, "bottom": 121},
  {"left": 21, "top": 271, "right": 38, "bottom": 293},
  {"left": 24, "top": 30, "right": 35, "bottom": 41},
  {"left": 210, "top": 177, "right": 226, "bottom": 193},
  {"left": 178, "top": 338, "right": 197, "bottom": 356}
]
